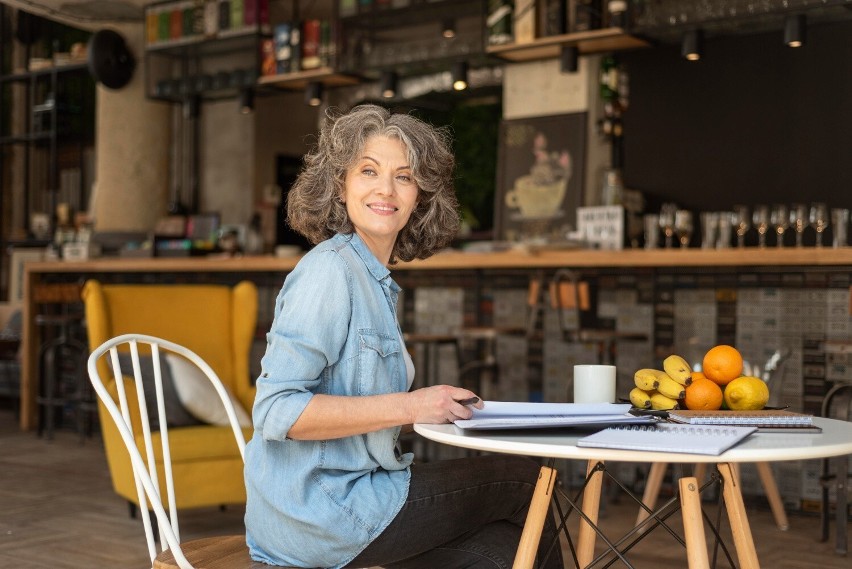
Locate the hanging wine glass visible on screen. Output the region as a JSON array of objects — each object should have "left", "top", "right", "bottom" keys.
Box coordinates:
[
  {"left": 789, "top": 203, "right": 807, "bottom": 247},
  {"left": 770, "top": 204, "right": 789, "bottom": 248},
  {"left": 752, "top": 205, "right": 769, "bottom": 248},
  {"left": 732, "top": 204, "right": 750, "bottom": 248},
  {"left": 809, "top": 202, "right": 829, "bottom": 247}
]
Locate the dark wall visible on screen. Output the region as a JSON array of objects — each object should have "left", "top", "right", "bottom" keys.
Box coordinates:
[{"left": 619, "top": 20, "right": 852, "bottom": 213}]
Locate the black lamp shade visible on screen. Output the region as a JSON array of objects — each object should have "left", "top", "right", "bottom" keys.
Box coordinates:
[
  {"left": 452, "top": 61, "right": 468, "bottom": 91},
  {"left": 380, "top": 71, "right": 398, "bottom": 98},
  {"left": 305, "top": 81, "right": 323, "bottom": 106},
  {"left": 560, "top": 45, "right": 579, "bottom": 73},
  {"left": 784, "top": 14, "right": 806, "bottom": 47},
  {"left": 681, "top": 29, "right": 703, "bottom": 61},
  {"left": 87, "top": 29, "right": 136, "bottom": 89},
  {"left": 240, "top": 88, "right": 254, "bottom": 114}
]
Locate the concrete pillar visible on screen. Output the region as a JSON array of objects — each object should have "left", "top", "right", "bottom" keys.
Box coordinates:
[{"left": 91, "top": 24, "right": 170, "bottom": 233}]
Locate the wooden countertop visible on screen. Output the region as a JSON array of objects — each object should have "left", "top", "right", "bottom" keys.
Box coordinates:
[{"left": 23, "top": 246, "right": 852, "bottom": 274}]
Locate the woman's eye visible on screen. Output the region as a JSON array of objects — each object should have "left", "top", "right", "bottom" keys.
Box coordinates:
[
  {"left": 361, "top": 167, "right": 376, "bottom": 176},
  {"left": 397, "top": 174, "right": 412, "bottom": 183}
]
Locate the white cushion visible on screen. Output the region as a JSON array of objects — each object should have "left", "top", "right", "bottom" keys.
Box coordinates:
[{"left": 165, "top": 353, "right": 252, "bottom": 428}]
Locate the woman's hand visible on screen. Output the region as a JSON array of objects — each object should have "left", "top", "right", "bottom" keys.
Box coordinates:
[{"left": 406, "top": 385, "right": 484, "bottom": 424}]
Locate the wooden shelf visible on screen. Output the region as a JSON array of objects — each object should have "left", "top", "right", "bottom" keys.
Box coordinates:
[
  {"left": 486, "top": 28, "right": 650, "bottom": 62},
  {"left": 257, "top": 68, "right": 361, "bottom": 90}
]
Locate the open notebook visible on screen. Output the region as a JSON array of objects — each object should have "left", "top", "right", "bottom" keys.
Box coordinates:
[{"left": 577, "top": 423, "right": 757, "bottom": 455}]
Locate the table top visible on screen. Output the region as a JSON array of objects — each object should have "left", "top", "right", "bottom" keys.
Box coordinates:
[{"left": 414, "top": 417, "right": 852, "bottom": 464}]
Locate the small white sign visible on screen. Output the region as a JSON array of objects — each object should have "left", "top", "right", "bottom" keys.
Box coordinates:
[{"left": 577, "top": 206, "right": 625, "bottom": 250}]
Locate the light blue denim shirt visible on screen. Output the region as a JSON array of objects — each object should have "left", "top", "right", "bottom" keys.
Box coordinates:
[{"left": 245, "top": 233, "right": 413, "bottom": 569}]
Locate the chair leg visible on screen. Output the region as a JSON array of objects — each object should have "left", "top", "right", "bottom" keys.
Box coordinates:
[
  {"left": 512, "top": 465, "right": 557, "bottom": 569},
  {"left": 128, "top": 500, "right": 137, "bottom": 519},
  {"left": 679, "top": 476, "right": 710, "bottom": 569},
  {"left": 755, "top": 462, "right": 789, "bottom": 530}
]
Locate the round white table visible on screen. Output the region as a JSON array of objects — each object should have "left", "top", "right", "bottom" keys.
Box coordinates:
[{"left": 414, "top": 417, "right": 852, "bottom": 569}]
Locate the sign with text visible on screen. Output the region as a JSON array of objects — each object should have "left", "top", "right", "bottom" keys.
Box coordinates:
[{"left": 577, "top": 206, "right": 624, "bottom": 250}]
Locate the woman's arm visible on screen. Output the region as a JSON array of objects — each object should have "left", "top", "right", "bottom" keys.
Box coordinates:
[{"left": 287, "top": 384, "right": 483, "bottom": 440}]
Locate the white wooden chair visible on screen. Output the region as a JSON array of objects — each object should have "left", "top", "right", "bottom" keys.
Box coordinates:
[{"left": 87, "top": 333, "right": 275, "bottom": 569}]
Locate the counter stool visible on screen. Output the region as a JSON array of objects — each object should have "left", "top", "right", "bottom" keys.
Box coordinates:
[{"left": 34, "top": 282, "right": 91, "bottom": 440}]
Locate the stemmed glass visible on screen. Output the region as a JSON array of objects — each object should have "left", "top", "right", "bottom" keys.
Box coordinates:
[
  {"left": 752, "top": 205, "right": 769, "bottom": 248},
  {"left": 770, "top": 204, "right": 789, "bottom": 247},
  {"left": 732, "top": 205, "right": 750, "bottom": 248},
  {"left": 810, "top": 202, "right": 829, "bottom": 247},
  {"left": 789, "top": 203, "right": 807, "bottom": 247},
  {"left": 675, "top": 210, "right": 693, "bottom": 248},
  {"left": 659, "top": 203, "right": 677, "bottom": 248}
]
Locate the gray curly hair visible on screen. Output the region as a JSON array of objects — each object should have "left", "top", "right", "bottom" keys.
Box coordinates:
[{"left": 287, "top": 104, "right": 460, "bottom": 264}]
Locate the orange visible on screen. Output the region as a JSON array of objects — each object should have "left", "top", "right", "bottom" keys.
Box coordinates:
[
  {"left": 683, "top": 377, "right": 724, "bottom": 410},
  {"left": 702, "top": 345, "right": 744, "bottom": 386}
]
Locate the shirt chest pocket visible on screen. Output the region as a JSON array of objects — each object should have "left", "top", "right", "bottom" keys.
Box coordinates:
[{"left": 357, "top": 331, "right": 402, "bottom": 396}]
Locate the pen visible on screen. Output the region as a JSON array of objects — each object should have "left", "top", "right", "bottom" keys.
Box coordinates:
[{"left": 455, "top": 397, "right": 480, "bottom": 406}]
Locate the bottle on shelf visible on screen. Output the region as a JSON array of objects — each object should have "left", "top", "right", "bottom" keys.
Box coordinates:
[{"left": 606, "top": 0, "right": 629, "bottom": 29}]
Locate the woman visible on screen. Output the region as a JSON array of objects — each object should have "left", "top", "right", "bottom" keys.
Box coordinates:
[{"left": 245, "top": 105, "right": 562, "bottom": 569}]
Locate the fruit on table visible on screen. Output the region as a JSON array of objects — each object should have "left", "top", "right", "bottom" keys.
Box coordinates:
[
  {"left": 724, "top": 376, "right": 770, "bottom": 410},
  {"left": 629, "top": 387, "right": 652, "bottom": 409},
  {"left": 683, "top": 377, "right": 724, "bottom": 411},
  {"left": 662, "top": 354, "right": 693, "bottom": 386},
  {"left": 634, "top": 369, "right": 661, "bottom": 391},
  {"left": 702, "top": 345, "right": 744, "bottom": 386},
  {"left": 649, "top": 391, "right": 679, "bottom": 410},
  {"left": 656, "top": 372, "right": 686, "bottom": 400}
]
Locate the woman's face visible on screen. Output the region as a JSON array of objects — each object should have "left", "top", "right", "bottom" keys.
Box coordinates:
[{"left": 343, "top": 135, "right": 419, "bottom": 261}]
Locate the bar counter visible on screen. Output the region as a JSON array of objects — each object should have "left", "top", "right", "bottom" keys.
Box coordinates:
[{"left": 19, "top": 247, "right": 852, "bottom": 430}]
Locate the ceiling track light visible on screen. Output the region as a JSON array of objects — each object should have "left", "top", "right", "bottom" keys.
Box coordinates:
[
  {"left": 560, "top": 45, "right": 579, "bottom": 73},
  {"left": 784, "top": 14, "right": 807, "bottom": 47},
  {"left": 380, "top": 70, "right": 398, "bottom": 99},
  {"left": 305, "top": 81, "right": 323, "bottom": 106},
  {"left": 441, "top": 18, "right": 456, "bottom": 39},
  {"left": 452, "top": 61, "right": 468, "bottom": 91},
  {"left": 681, "top": 29, "right": 703, "bottom": 61},
  {"left": 239, "top": 87, "right": 254, "bottom": 114}
]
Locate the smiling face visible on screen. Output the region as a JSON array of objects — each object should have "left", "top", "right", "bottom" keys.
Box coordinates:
[{"left": 343, "top": 135, "right": 419, "bottom": 264}]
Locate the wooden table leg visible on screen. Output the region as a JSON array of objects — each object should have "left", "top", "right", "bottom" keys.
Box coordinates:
[
  {"left": 513, "top": 465, "right": 557, "bottom": 569},
  {"left": 576, "top": 459, "right": 604, "bottom": 568},
  {"left": 679, "top": 476, "right": 710, "bottom": 569},
  {"left": 755, "top": 462, "right": 789, "bottom": 531},
  {"left": 635, "top": 462, "right": 668, "bottom": 529},
  {"left": 718, "top": 462, "right": 761, "bottom": 569}
]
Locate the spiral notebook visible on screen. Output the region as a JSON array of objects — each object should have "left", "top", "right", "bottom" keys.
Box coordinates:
[
  {"left": 576, "top": 423, "right": 758, "bottom": 456},
  {"left": 666, "top": 410, "right": 821, "bottom": 433}
]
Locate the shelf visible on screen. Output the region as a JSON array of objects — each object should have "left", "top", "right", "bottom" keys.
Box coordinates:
[
  {"left": 486, "top": 28, "right": 650, "bottom": 62},
  {"left": 0, "top": 132, "right": 53, "bottom": 145},
  {"left": 257, "top": 68, "right": 361, "bottom": 90},
  {"left": 145, "top": 27, "right": 268, "bottom": 58},
  {"left": 0, "top": 62, "right": 89, "bottom": 83}
]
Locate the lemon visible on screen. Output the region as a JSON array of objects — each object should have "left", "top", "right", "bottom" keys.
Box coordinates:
[{"left": 723, "top": 376, "right": 769, "bottom": 410}]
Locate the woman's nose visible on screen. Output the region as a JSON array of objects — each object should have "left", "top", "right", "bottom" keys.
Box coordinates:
[{"left": 375, "top": 173, "right": 395, "bottom": 195}]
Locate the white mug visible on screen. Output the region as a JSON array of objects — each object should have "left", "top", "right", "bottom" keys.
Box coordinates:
[{"left": 573, "top": 364, "right": 617, "bottom": 404}]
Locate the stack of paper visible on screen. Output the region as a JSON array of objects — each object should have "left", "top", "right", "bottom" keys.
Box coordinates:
[{"left": 453, "top": 402, "right": 656, "bottom": 430}]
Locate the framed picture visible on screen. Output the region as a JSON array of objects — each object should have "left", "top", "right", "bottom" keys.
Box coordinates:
[
  {"left": 494, "top": 113, "right": 587, "bottom": 243},
  {"left": 9, "top": 248, "right": 45, "bottom": 305}
]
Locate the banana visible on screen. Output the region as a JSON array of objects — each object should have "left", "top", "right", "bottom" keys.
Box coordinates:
[
  {"left": 656, "top": 372, "right": 687, "bottom": 400},
  {"left": 649, "top": 391, "right": 679, "bottom": 410},
  {"left": 629, "top": 387, "right": 652, "bottom": 409},
  {"left": 662, "top": 355, "right": 693, "bottom": 386},
  {"left": 634, "top": 368, "right": 661, "bottom": 391}
]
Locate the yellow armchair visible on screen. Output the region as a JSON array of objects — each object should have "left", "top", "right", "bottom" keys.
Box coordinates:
[{"left": 82, "top": 279, "right": 258, "bottom": 512}]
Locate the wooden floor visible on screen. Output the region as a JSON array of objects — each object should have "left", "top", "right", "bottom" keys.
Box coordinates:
[{"left": 0, "top": 405, "right": 848, "bottom": 568}]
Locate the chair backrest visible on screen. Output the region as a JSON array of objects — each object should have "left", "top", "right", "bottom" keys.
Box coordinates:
[
  {"left": 82, "top": 280, "right": 258, "bottom": 412},
  {"left": 822, "top": 383, "right": 852, "bottom": 421},
  {"left": 87, "top": 333, "right": 248, "bottom": 569}
]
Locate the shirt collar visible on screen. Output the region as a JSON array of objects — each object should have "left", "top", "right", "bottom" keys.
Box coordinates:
[{"left": 335, "top": 233, "right": 399, "bottom": 292}]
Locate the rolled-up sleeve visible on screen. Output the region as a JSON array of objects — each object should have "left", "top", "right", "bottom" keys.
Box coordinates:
[{"left": 252, "top": 250, "right": 352, "bottom": 440}]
